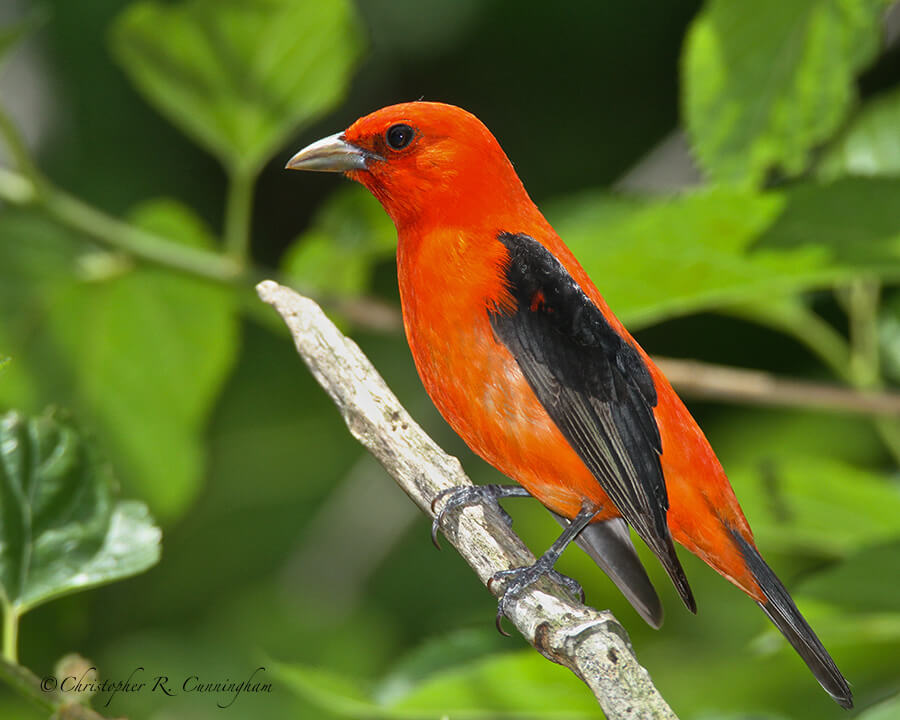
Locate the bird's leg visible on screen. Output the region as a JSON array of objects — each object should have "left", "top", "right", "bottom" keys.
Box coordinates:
[
  {"left": 431, "top": 484, "right": 531, "bottom": 548},
  {"left": 488, "top": 502, "right": 598, "bottom": 635}
]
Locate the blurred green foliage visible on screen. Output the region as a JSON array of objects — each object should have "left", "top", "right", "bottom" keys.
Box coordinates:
[
  {"left": 0, "top": 0, "right": 899, "bottom": 718},
  {"left": 683, "top": 0, "right": 890, "bottom": 186}
]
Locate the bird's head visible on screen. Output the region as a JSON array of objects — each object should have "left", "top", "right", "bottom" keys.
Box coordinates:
[{"left": 286, "top": 102, "right": 532, "bottom": 228}]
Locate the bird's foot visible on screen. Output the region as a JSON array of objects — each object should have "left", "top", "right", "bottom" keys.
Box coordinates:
[
  {"left": 430, "top": 484, "right": 528, "bottom": 548},
  {"left": 488, "top": 557, "right": 585, "bottom": 636}
]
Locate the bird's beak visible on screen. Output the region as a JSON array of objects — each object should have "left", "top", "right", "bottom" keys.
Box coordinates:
[{"left": 285, "top": 132, "right": 372, "bottom": 172}]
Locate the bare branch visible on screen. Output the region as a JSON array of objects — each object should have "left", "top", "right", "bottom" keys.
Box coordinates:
[
  {"left": 256, "top": 280, "right": 679, "bottom": 720},
  {"left": 655, "top": 357, "right": 900, "bottom": 416},
  {"left": 266, "top": 290, "right": 900, "bottom": 417}
]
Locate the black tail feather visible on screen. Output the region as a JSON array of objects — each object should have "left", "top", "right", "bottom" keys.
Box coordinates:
[
  {"left": 552, "top": 513, "right": 664, "bottom": 628},
  {"left": 657, "top": 532, "right": 697, "bottom": 615},
  {"left": 732, "top": 532, "right": 852, "bottom": 709}
]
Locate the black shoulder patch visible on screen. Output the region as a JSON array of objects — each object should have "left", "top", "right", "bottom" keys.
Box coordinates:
[{"left": 489, "top": 232, "right": 694, "bottom": 612}]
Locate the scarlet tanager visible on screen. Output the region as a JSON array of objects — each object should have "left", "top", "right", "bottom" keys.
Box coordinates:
[{"left": 286, "top": 102, "right": 852, "bottom": 708}]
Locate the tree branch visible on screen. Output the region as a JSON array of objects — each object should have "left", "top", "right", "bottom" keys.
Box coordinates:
[
  {"left": 256, "top": 280, "right": 679, "bottom": 720},
  {"left": 654, "top": 357, "right": 900, "bottom": 416}
]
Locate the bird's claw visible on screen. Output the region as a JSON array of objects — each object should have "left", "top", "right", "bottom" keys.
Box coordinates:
[
  {"left": 430, "top": 485, "right": 515, "bottom": 550},
  {"left": 488, "top": 561, "right": 585, "bottom": 635}
]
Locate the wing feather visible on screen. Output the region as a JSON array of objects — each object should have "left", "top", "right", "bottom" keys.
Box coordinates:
[{"left": 488, "top": 232, "right": 695, "bottom": 612}]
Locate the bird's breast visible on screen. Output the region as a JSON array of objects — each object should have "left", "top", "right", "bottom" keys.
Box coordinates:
[{"left": 396, "top": 227, "right": 612, "bottom": 518}]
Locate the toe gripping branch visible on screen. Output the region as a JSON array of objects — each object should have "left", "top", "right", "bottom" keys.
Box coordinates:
[
  {"left": 431, "top": 486, "right": 597, "bottom": 635},
  {"left": 429, "top": 483, "right": 529, "bottom": 549}
]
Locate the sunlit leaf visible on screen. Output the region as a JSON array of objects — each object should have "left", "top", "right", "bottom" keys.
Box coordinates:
[
  {"left": 818, "top": 88, "right": 900, "bottom": 180},
  {"left": 549, "top": 181, "right": 900, "bottom": 329},
  {"left": 282, "top": 186, "right": 396, "bottom": 299},
  {"left": 683, "top": 0, "right": 888, "bottom": 186},
  {"left": 374, "top": 629, "right": 508, "bottom": 705},
  {"left": 274, "top": 662, "right": 379, "bottom": 718},
  {"left": 110, "top": 0, "right": 364, "bottom": 174},
  {"left": 0, "top": 410, "right": 160, "bottom": 614},
  {"left": 388, "top": 650, "right": 599, "bottom": 718},
  {"left": 0, "top": 203, "right": 238, "bottom": 518},
  {"left": 276, "top": 649, "right": 600, "bottom": 718}
]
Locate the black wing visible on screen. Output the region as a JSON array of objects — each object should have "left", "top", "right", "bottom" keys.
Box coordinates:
[{"left": 489, "top": 232, "right": 695, "bottom": 613}]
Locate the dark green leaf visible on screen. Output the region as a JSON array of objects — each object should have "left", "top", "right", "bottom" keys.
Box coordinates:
[
  {"left": 0, "top": 410, "right": 160, "bottom": 614},
  {"left": 818, "top": 88, "right": 900, "bottom": 180},
  {"left": 110, "top": 0, "right": 364, "bottom": 174},
  {"left": 683, "top": 0, "right": 888, "bottom": 186},
  {"left": 755, "top": 178, "right": 900, "bottom": 268}
]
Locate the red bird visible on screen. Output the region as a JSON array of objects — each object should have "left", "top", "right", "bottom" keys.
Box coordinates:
[{"left": 286, "top": 102, "right": 852, "bottom": 708}]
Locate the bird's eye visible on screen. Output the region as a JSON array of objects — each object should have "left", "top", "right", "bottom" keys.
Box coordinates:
[{"left": 385, "top": 124, "right": 414, "bottom": 150}]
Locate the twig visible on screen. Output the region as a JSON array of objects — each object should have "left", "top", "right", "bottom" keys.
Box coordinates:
[
  {"left": 654, "top": 357, "right": 900, "bottom": 416},
  {"left": 0, "top": 658, "right": 118, "bottom": 720},
  {"left": 256, "top": 280, "right": 679, "bottom": 720},
  {"left": 223, "top": 166, "right": 255, "bottom": 265}
]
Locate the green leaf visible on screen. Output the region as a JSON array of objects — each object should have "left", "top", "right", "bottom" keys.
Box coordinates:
[
  {"left": 274, "top": 662, "right": 379, "bottom": 718},
  {"left": 0, "top": 410, "right": 160, "bottom": 614},
  {"left": 0, "top": 203, "right": 239, "bottom": 519},
  {"left": 276, "top": 647, "right": 601, "bottom": 718},
  {"left": 282, "top": 186, "right": 396, "bottom": 299},
  {"left": 727, "top": 457, "right": 900, "bottom": 557},
  {"left": 110, "top": 0, "right": 364, "bottom": 174},
  {"left": 683, "top": 0, "right": 888, "bottom": 186},
  {"left": 818, "top": 88, "right": 900, "bottom": 180},
  {"left": 374, "top": 629, "right": 508, "bottom": 705},
  {"left": 548, "top": 180, "right": 900, "bottom": 329},
  {"left": 797, "top": 540, "right": 900, "bottom": 614},
  {"left": 387, "top": 650, "right": 599, "bottom": 718},
  {"left": 855, "top": 692, "right": 900, "bottom": 720},
  {"left": 756, "top": 178, "right": 900, "bottom": 267},
  {"left": 550, "top": 188, "right": 786, "bottom": 327}
]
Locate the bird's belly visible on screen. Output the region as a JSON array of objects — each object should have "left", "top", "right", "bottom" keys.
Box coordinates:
[{"left": 406, "top": 312, "right": 614, "bottom": 520}]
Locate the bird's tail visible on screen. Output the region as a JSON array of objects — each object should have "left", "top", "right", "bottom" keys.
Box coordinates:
[
  {"left": 552, "top": 513, "right": 664, "bottom": 629},
  {"left": 731, "top": 531, "right": 853, "bottom": 709}
]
